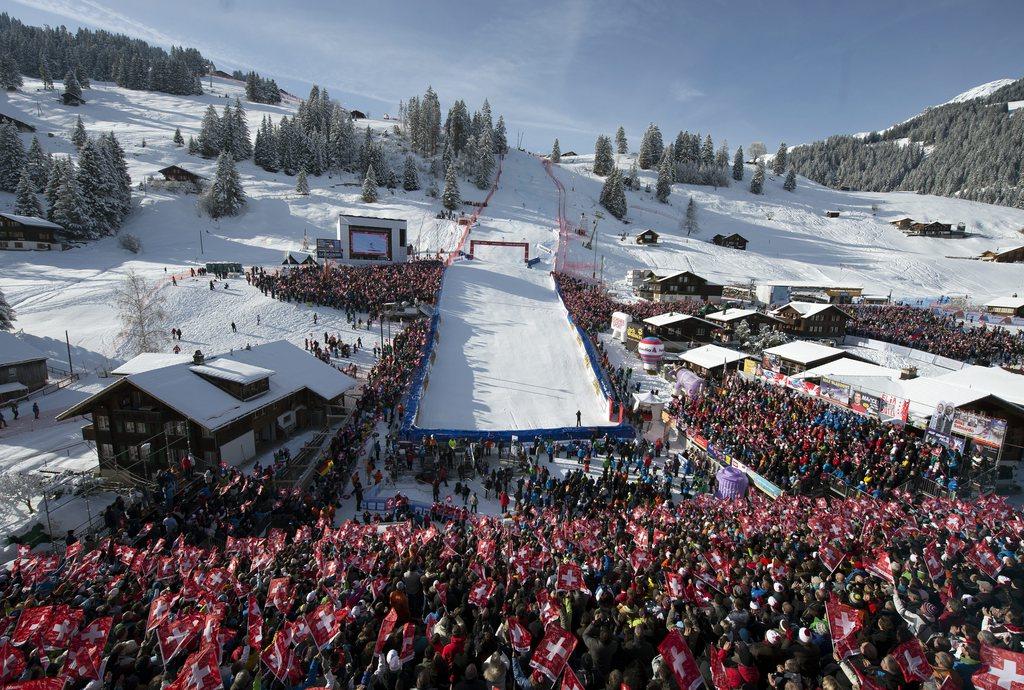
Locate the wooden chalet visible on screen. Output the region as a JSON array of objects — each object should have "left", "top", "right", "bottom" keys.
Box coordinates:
[
  {"left": 890, "top": 218, "right": 964, "bottom": 237},
  {"left": 636, "top": 270, "right": 723, "bottom": 303},
  {"left": 0, "top": 213, "right": 66, "bottom": 251},
  {"left": 985, "top": 297, "right": 1024, "bottom": 318},
  {"left": 0, "top": 112, "right": 35, "bottom": 132},
  {"left": 711, "top": 233, "right": 748, "bottom": 250},
  {"left": 824, "top": 211, "right": 841, "bottom": 218},
  {"left": 705, "top": 308, "right": 783, "bottom": 337},
  {"left": 641, "top": 313, "right": 722, "bottom": 351},
  {"left": 979, "top": 246, "right": 1024, "bottom": 263},
  {"left": 0, "top": 332, "right": 48, "bottom": 403},
  {"left": 635, "top": 229, "right": 659, "bottom": 245},
  {"left": 770, "top": 301, "right": 852, "bottom": 340},
  {"left": 157, "top": 165, "right": 205, "bottom": 185}
]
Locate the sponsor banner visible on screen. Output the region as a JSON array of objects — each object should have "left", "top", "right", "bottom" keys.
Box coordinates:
[
  {"left": 850, "top": 390, "right": 881, "bottom": 416},
  {"left": 742, "top": 358, "right": 759, "bottom": 376},
  {"left": 880, "top": 393, "right": 910, "bottom": 423},
  {"left": 315, "top": 238, "right": 344, "bottom": 259},
  {"left": 730, "top": 458, "right": 784, "bottom": 500},
  {"left": 925, "top": 429, "right": 966, "bottom": 454},
  {"left": 951, "top": 410, "right": 1008, "bottom": 449},
  {"left": 819, "top": 377, "right": 851, "bottom": 405}
]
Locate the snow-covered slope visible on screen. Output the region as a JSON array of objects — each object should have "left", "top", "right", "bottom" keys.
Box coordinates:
[{"left": 943, "top": 78, "right": 1017, "bottom": 104}]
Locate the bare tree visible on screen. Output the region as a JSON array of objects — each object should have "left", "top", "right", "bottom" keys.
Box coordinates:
[
  {"left": 748, "top": 141, "right": 767, "bottom": 162},
  {"left": 0, "top": 471, "right": 52, "bottom": 514},
  {"left": 116, "top": 270, "right": 168, "bottom": 356}
]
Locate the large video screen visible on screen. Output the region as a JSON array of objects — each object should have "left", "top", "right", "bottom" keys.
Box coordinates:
[{"left": 350, "top": 229, "right": 390, "bottom": 257}]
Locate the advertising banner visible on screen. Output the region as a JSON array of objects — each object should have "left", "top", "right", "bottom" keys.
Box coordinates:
[
  {"left": 951, "top": 410, "right": 1008, "bottom": 449},
  {"left": 880, "top": 393, "right": 910, "bottom": 423},
  {"left": 850, "top": 390, "right": 881, "bottom": 416},
  {"left": 819, "top": 377, "right": 851, "bottom": 405},
  {"left": 316, "top": 238, "right": 344, "bottom": 259}
]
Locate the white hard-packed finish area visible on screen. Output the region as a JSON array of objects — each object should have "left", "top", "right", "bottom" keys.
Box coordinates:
[{"left": 415, "top": 258, "right": 610, "bottom": 431}]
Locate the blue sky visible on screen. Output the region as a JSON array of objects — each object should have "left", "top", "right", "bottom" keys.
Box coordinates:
[{"left": 6, "top": 0, "right": 1023, "bottom": 153}]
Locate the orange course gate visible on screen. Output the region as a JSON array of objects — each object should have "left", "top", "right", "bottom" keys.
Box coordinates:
[{"left": 469, "top": 240, "right": 529, "bottom": 262}]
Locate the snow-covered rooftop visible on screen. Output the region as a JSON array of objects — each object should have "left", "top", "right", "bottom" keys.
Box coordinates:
[
  {"left": 111, "top": 352, "right": 194, "bottom": 376},
  {"left": 705, "top": 308, "right": 761, "bottom": 323},
  {"left": 642, "top": 313, "right": 716, "bottom": 328},
  {"left": 763, "top": 340, "right": 845, "bottom": 364},
  {"left": 190, "top": 359, "right": 275, "bottom": 385},
  {"left": 931, "top": 365, "right": 1024, "bottom": 406},
  {"left": 0, "top": 331, "right": 48, "bottom": 367},
  {"left": 680, "top": 344, "right": 750, "bottom": 369},
  {"left": 985, "top": 296, "right": 1024, "bottom": 310},
  {"left": 773, "top": 301, "right": 851, "bottom": 319},
  {"left": 60, "top": 341, "right": 355, "bottom": 431},
  {"left": 790, "top": 356, "right": 903, "bottom": 382},
  {"left": 0, "top": 213, "right": 63, "bottom": 230}
]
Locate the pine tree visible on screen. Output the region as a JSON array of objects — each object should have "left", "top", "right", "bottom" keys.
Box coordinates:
[
  {"left": 684, "top": 197, "right": 698, "bottom": 235},
  {"left": 71, "top": 116, "right": 87, "bottom": 149},
  {"left": 784, "top": 168, "right": 797, "bottom": 192},
  {"left": 295, "top": 168, "right": 309, "bottom": 195},
  {"left": 25, "top": 137, "right": 50, "bottom": 191},
  {"left": 77, "top": 138, "right": 119, "bottom": 235},
  {"left": 173, "top": 127, "right": 184, "bottom": 146},
  {"left": 14, "top": 169, "right": 43, "bottom": 217},
  {"left": 98, "top": 133, "right": 132, "bottom": 224},
  {"left": 362, "top": 167, "right": 378, "bottom": 203},
  {"left": 39, "top": 59, "right": 53, "bottom": 90},
  {"left": 655, "top": 157, "right": 672, "bottom": 203},
  {"left": 615, "top": 126, "right": 628, "bottom": 154},
  {"left": 638, "top": 124, "right": 664, "bottom": 169},
  {"left": 0, "top": 287, "right": 14, "bottom": 331},
  {"left": 50, "top": 160, "right": 92, "bottom": 239},
  {"left": 187, "top": 136, "right": 199, "bottom": 155},
  {"left": 750, "top": 160, "right": 765, "bottom": 194},
  {"left": 44, "top": 156, "right": 68, "bottom": 215},
  {"left": 201, "top": 152, "right": 245, "bottom": 218},
  {"left": 197, "top": 105, "right": 222, "bottom": 158},
  {"left": 551, "top": 139, "right": 561, "bottom": 163},
  {"left": 773, "top": 142, "right": 787, "bottom": 175},
  {"left": 474, "top": 129, "right": 494, "bottom": 189},
  {"left": 402, "top": 156, "right": 420, "bottom": 191},
  {"left": 599, "top": 168, "right": 627, "bottom": 219},
  {"left": 231, "top": 98, "right": 252, "bottom": 160},
  {"left": 63, "top": 69, "right": 82, "bottom": 101},
  {"left": 442, "top": 163, "right": 460, "bottom": 210},
  {"left": 0, "top": 54, "right": 22, "bottom": 90},
  {"left": 0, "top": 122, "right": 26, "bottom": 192},
  {"left": 493, "top": 116, "right": 508, "bottom": 155},
  {"left": 732, "top": 147, "right": 744, "bottom": 181},
  {"left": 593, "top": 135, "right": 614, "bottom": 176}
]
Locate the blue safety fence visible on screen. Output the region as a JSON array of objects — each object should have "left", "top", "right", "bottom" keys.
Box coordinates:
[
  {"left": 552, "top": 280, "right": 617, "bottom": 403},
  {"left": 400, "top": 309, "right": 441, "bottom": 432}
]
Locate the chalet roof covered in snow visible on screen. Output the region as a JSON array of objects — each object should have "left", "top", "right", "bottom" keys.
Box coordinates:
[
  {"left": 111, "top": 352, "right": 194, "bottom": 376},
  {"left": 58, "top": 340, "right": 356, "bottom": 431},
  {"left": 0, "top": 213, "right": 64, "bottom": 230},
  {"left": 680, "top": 344, "right": 750, "bottom": 370},
  {"left": 931, "top": 365, "right": 1024, "bottom": 406},
  {"left": 772, "top": 301, "right": 853, "bottom": 319},
  {"left": 0, "top": 332, "right": 48, "bottom": 367},
  {"left": 763, "top": 340, "right": 845, "bottom": 364},
  {"left": 643, "top": 312, "right": 716, "bottom": 328},
  {"left": 705, "top": 308, "right": 775, "bottom": 324},
  {"left": 985, "top": 296, "right": 1024, "bottom": 310},
  {"left": 789, "top": 357, "right": 903, "bottom": 382}
]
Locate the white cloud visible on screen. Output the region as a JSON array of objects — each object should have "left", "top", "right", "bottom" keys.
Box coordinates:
[{"left": 670, "top": 81, "right": 705, "bottom": 102}]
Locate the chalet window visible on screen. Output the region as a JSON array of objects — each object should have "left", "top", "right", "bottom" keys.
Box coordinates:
[
  {"left": 139, "top": 444, "right": 150, "bottom": 461},
  {"left": 165, "top": 421, "right": 187, "bottom": 436},
  {"left": 100, "top": 443, "right": 113, "bottom": 459},
  {"left": 96, "top": 414, "right": 109, "bottom": 431},
  {"left": 125, "top": 420, "right": 136, "bottom": 433},
  {"left": 127, "top": 446, "right": 138, "bottom": 462}
]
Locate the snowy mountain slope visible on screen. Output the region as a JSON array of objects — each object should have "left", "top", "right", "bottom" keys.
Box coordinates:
[{"left": 944, "top": 78, "right": 1017, "bottom": 104}]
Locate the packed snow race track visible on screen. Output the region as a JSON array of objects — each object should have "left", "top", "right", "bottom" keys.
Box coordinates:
[{"left": 414, "top": 257, "right": 613, "bottom": 435}]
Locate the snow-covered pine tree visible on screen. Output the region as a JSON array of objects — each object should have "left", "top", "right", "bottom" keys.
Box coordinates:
[
  {"left": 296, "top": 169, "right": 309, "bottom": 195},
  {"left": 773, "top": 142, "right": 787, "bottom": 175},
  {"left": 626, "top": 162, "right": 640, "bottom": 191},
  {"left": 39, "top": 59, "right": 53, "bottom": 90},
  {"left": 599, "top": 168, "right": 627, "bottom": 219},
  {"left": 63, "top": 69, "right": 82, "bottom": 101},
  {"left": 403, "top": 156, "right": 420, "bottom": 191},
  {"left": 684, "top": 197, "right": 698, "bottom": 235},
  {"left": 0, "top": 287, "right": 14, "bottom": 331},
  {"left": 616, "top": 126, "right": 628, "bottom": 154},
  {"left": 44, "top": 156, "right": 68, "bottom": 214},
  {"left": 362, "top": 167, "right": 378, "bottom": 203},
  {"left": 187, "top": 136, "right": 199, "bottom": 155},
  {"left": 474, "top": 129, "right": 494, "bottom": 189},
  {"left": 77, "top": 138, "right": 119, "bottom": 235},
  {"left": 493, "top": 116, "right": 508, "bottom": 155},
  {"left": 253, "top": 116, "right": 276, "bottom": 171},
  {"left": 701, "top": 134, "right": 714, "bottom": 166},
  {"left": 98, "top": 133, "right": 132, "bottom": 224},
  {"left": 716, "top": 143, "right": 730, "bottom": 170},
  {"left": 655, "top": 157, "right": 672, "bottom": 203},
  {"left": 201, "top": 152, "right": 245, "bottom": 218},
  {"left": 750, "top": 160, "right": 765, "bottom": 194},
  {"left": 0, "top": 121, "right": 26, "bottom": 192},
  {"left": 784, "top": 168, "right": 797, "bottom": 192},
  {"left": 638, "top": 124, "right": 664, "bottom": 169},
  {"left": 197, "top": 105, "right": 222, "bottom": 158},
  {"left": 231, "top": 98, "right": 252, "bottom": 160},
  {"left": 220, "top": 103, "right": 236, "bottom": 159},
  {"left": 593, "top": 135, "right": 614, "bottom": 176},
  {"left": 173, "top": 127, "right": 184, "bottom": 147},
  {"left": 732, "top": 146, "right": 744, "bottom": 181},
  {"left": 732, "top": 319, "right": 752, "bottom": 349},
  {"left": 71, "top": 115, "right": 87, "bottom": 149},
  {"left": 420, "top": 87, "right": 442, "bottom": 156},
  {"left": 25, "top": 137, "right": 50, "bottom": 191},
  {"left": 50, "top": 159, "right": 92, "bottom": 239},
  {"left": 551, "top": 139, "right": 561, "bottom": 163},
  {"left": 328, "top": 106, "right": 355, "bottom": 171},
  {"left": 14, "top": 169, "right": 43, "bottom": 217},
  {"left": 0, "top": 54, "right": 21, "bottom": 90},
  {"left": 442, "top": 163, "right": 460, "bottom": 210}
]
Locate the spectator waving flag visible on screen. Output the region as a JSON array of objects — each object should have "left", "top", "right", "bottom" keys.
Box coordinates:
[
  {"left": 507, "top": 617, "right": 532, "bottom": 654},
  {"left": 0, "top": 641, "right": 26, "bottom": 684},
  {"left": 468, "top": 578, "right": 496, "bottom": 608},
  {"left": 968, "top": 542, "right": 1003, "bottom": 580},
  {"left": 556, "top": 562, "right": 589, "bottom": 594},
  {"left": 561, "top": 665, "right": 585, "bottom": 690},
  {"left": 819, "top": 542, "right": 846, "bottom": 573},
  {"left": 658, "top": 630, "right": 703, "bottom": 690},
  {"left": 892, "top": 638, "right": 933, "bottom": 682},
  {"left": 62, "top": 616, "right": 111, "bottom": 681},
  {"left": 923, "top": 541, "right": 946, "bottom": 583},
  {"left": 973, "top": 644, "right": 1024, "bottom": 690},
  {"left": 529, "top": 624, "right": 577, "bottom": 681},
  {"left": 826, "top": 595, "right": 864, "bottom": 660}
]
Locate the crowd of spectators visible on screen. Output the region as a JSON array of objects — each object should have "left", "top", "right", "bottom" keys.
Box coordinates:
[
  {"left": 850, "top": 305, "right": 1024, "bottom": 366},
  {"left": 553, "top": 274, "right": 705, "bottom": 335},
  {"left": 250, "top": 261, "right": 445, "bottom": 321}
]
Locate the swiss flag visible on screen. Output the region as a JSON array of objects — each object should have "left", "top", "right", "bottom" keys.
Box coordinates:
[
  {"left": 709, "top": 646, "right": 729, "bottom": 690},
  {"left": 827, "top": 596, "right": 864, "bottom": 660},
  {"left": 246, "top": 595, "right": 263, "bottom": 650},
  {"left": 537, "top": 590, "right": 562, "bottom": 628},
  {"left": 556, "top": 563, "right": 589, "bottom": 594},
  {"left": 0, "top": 641, "right": 26, "bottom": 683},
  {"left": 630, "top": 549, "right": 653, "bottom": 573},
  {"left": 529, "top": 624, "right": 578, "bottom": 681},
  {"left": 307, "top": 603, "right": 343, "bottom": 650},
  {"left": 11, "top": 606, "right": 53, "bottom": 647},
  {"left": 399, "top": 622, "right": 416, "bottom": 664},
  {"left": 507, "top": 617, "right": 532, "bottom": 654},
  {"left": 865, "top": 549, "right": 895, "bottom": 584},
  {"left": 923, "top": 541, "right": 945, "bottom": 583},
  {"left": 374, "top": 608, "right": 399, "bottom": 655},
  {"left": 1, "top": 680, "right": 65, "bottom": 690},
  {"left": 819, "top": 542, "right": 846, "bottom": 573},
  {"left": 262, "top": 634, "right": 300, "bottom": 685},
  {"left": 468, "top": 578, "right": 496, "bottom": 608},
  {"left": 166, "top": 645, "right": 221, "bottom": 690},
  {"left": 892, "top": 638, "right": 933, "bottom": 682},
  {"left": 158, "top": 613, "right": 204, "bottom": 663},
  {"left": 561, "top": 664, "right": 585, "bottom": 690},
  {"left": 147, "top": 591, "right": 178, "bottom": 633},
  {"left": 267, "top": 577, "right": 293, "bottom": 615},
  {"left": 658, "top": 630, "right": 704, "bottom": 690},
  {"left": 968, "top": 543, "right": 1003, "bottom": 581},
  {"left": 62, "top": 615, "right": 111, "bottom": 681},
  {"left": 973, "top": 643, "right": 1024, "bottom": 690},
  {"left": 665, "top": 572, "right": 686, "bottom": 599}
]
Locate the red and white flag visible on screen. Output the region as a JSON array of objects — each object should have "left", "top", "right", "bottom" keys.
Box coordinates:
[
  {"left": 665, "top": 572, "right": 686, "bottom": 599},
  {"left": 973, "top": 644, "right": 1024, "bottom": 690},
  {"left": 262, "top": 634, "right": 300, "bottom": 685},
  {"left": 561, "top": 664, "right": 585, "bottom": 690},
  {"left": 630, "top": 549, "right": 653, "bottom": 573},
  {"left": 819, "top": 542, "right": 846, "bottom": 573},
  {"left": 468, "top": 578, "right": 496, "bottom": 608},
  {"left": 11, "top": 606, "right": 53, "bottom": 647},
  {"left": 658, "top": 630, "right": 704, "bottom": 690},
  {"left": 158, "top": 613, "right": 204, "bottom": 663},
  {"left": 537, "top": 590, "right": 562, "bottom": 628},
  {"left": 147, "top": 592, "right": 178, "bottom": 633},
  {"left": 556, "top": 563, "right": 589, "bottom": 594},
  {"left": 2, "top": 679, "right": 64, "bottom": 690},
  {"left": 865, "top": 549, "right": 895, "bottom": 584},
  {"left": 267, "top": 577, "right": 293, "bottom": 614},
  {"left": 529, "top": 624, "right": 577, "bottom": 681},
  {"left": 399, "top": 622, "right": 416, "bottom": 664},
  {"left": 892, "top": 638, "right": 933, "bottom": 682},
  {"left": 166, "top": 645, "right": 221, "bottom": 690},
  {"left": 923, "top": 541, "right": 945, "bottom": 583},
  {"left": 45, "top": 604, "right": 84, "bottom": 649},
  {"left": 968, "top": 543, "right": 1003, "bottom": 581},
  {"left": 374, "top": 608, "right": 399, "bottom": 655},
  {"left": 507, "top": 617, "right": 532, "bottom": 654},
  {"left": 307, "top": 603, "right": 343, "bottom": 650},
  {"left": 246, "top": 595, "right": 263, "bottom": 651},
  {"left": 62, "top": 615, "right": 111, "bottom": 681},
  {"left": 826, "top": 596, "right": 864, "bottom": 660},
  {"left": 0, "top": 641, "right": 26, "bottom": 683}
]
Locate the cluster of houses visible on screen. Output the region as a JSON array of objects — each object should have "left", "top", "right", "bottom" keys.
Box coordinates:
[{"left": 890, "top": 217, "right": 966, "bottom": 238}]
